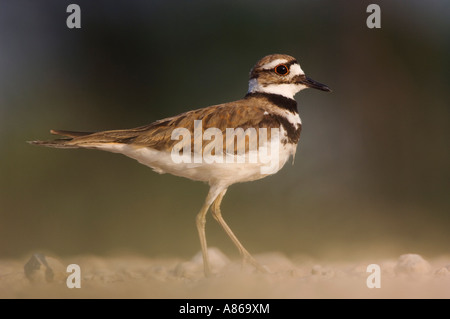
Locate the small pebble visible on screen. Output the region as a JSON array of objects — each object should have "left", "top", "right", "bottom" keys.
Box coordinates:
[
  {"left": 174, "top": 261, "right": 202, "bottom": 279},
  {"left": 191, "top": 247, "right": 230, "bottom": 270},
  {"left": 174, "top": 248, "right": 230, "bottom": 278},
  {"left": 24, "top": 253, "right": 66, "bottom": 283},
  {"left": 394, "top": 254, "right": 431, "bottom": 275},
  {"left": 311, "top": 265, "right": 322, "bottom": 275},
  {"left": 311, "top": 264, "right": 334, "bottom": 278},
  {"left": 253, "top": 252, "right": 294, "bottom": 272},
  {"left": 435, "top": 267, "right": 449, "bottom": 277}
]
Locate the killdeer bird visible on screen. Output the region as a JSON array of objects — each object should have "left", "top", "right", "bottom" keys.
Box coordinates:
[{"left": 30, "top": 54, "right": 331, "bottom": 277}]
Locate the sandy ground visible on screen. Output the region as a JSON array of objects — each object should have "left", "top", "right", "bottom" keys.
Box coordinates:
[{"left": 1, "top": 249, "right": 449, "bottom": 299}]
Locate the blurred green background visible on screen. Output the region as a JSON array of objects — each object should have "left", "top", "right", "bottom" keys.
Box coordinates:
[{"left": 0, "top": 0, "right": 449, "bottom": 261}]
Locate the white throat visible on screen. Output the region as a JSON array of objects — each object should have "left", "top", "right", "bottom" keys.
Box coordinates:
[{"left": 248, "top": 79, "right": 306, "bottom": 99}]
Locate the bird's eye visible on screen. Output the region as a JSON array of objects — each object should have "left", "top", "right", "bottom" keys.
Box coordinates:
[{"left": 274, "top": 64, "right": 289, "bottom": 75}]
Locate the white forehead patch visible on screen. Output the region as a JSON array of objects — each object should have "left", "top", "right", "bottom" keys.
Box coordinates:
[
  {"left": 289, "top": 63, "right": 304, "bottom": 76},
  {"left": 261, "top": 59, "right": 289, "bottom": 70}
]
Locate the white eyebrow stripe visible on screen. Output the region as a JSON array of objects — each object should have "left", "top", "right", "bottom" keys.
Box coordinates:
[
  {"left": 289, "top": 63, "right": 304, "bottom": 76},
  {"left": 261, "top": 59, "right": 289, "bottom": 70}
]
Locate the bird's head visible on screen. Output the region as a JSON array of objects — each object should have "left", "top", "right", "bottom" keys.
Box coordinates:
[{"left": 248, "top": 54, "right": 331, "bottom": 99}]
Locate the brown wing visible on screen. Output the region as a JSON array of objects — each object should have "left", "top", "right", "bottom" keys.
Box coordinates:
[
  {"left": 130, "top": 100, "right": 273, "bottom": 153},
  {"left": 33, "top": 97, "right": 289, "bottom": 153},
  {"left": 50, "top": 129, "right": 93, "bottom": 138}
]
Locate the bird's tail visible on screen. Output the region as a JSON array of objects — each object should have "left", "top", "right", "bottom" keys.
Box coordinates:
[{"left": 28, "top": 129, "right": 93, "bottom": 148}]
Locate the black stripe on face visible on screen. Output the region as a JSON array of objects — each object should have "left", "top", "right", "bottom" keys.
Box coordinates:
[{"left": 250, "top": 60, "right": 298, "bottom": 79}]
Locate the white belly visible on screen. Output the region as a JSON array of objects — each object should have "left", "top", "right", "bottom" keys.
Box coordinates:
[{"left": 93, "top": 137, "right": 297, "bottom": 187}]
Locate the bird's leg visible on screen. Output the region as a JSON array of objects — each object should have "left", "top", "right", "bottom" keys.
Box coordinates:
[
  {"left": 211, "top": 189, "right": 268, "bottom": 273},
  {"left": 196, "top": 186, "right": 224, "bottom": 277}
]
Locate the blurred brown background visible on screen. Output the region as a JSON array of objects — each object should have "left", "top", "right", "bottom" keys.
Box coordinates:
[{"left": 0, "top": 0, "right": 449, "bottom": 261}]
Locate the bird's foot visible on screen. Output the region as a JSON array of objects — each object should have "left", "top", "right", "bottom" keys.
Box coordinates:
[{"left": 242, "top": 254, "right": 271, "bottom": 274}]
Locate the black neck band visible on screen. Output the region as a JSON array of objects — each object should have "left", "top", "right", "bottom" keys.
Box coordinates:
[{"left": 245, "top": 92, "right": 298, "bottom": 114}]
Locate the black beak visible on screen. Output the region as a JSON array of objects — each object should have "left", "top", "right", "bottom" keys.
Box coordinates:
[{"left": 298, "top": 75, "right": 332, "bottom": 92}]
